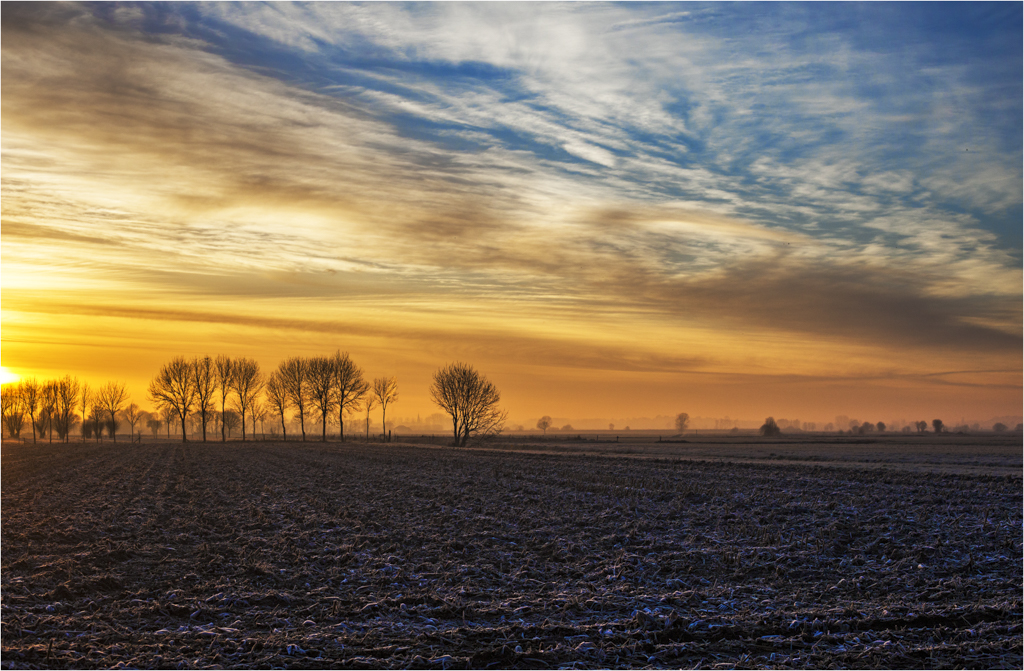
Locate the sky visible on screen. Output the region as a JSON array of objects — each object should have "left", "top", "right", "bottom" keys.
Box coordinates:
[{"left": 2, "top": 2, "right": 1021, "bottom": 428}]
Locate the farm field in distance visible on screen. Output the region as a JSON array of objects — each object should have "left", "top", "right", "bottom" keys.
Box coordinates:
[{"left": 2, "top": 438, "right": 1021, "bottom": 669}]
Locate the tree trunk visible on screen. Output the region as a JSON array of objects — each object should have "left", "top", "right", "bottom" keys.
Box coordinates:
[
  {"left": 338, "top": 407, "right": 345, "bottom": 442},
  {"left": 221, "top": 397, "right": 227, "bottom": 442},
  {"left": 110, "top": 411, "right": 117, "bottom": 442},
  {"left": 180, "top": 413, "right": 188, "bottom": 443}
]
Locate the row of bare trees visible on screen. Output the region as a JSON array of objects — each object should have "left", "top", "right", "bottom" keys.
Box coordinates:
[
  {"left": 146, "top": 356, "right": 505, "bottom": 446},
  {"left": 1, "top": 377, "right": 141, "bottom": 442},
  {"left": 3, "top": 358, "right": 507, "bottom": 447},
  {"left": 148, "top": 352, "right": 402, "bottom": 443}
]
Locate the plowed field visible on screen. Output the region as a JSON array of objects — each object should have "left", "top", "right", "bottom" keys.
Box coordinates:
[{"left": 2, "top": 440, "right": 1021, "bottom": 668}]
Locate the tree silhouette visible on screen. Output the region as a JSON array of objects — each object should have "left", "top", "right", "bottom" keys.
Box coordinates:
[
  {"left": 759, "top": 417, "right": 782, "bottom": 437},
  {"left": 39, "top": 381, "right": 57, "bottom": 442},
  {"left": 89, "top": 395, "right": 106, "bottom": 441},
  {"left": 1, "top": 382, "right": 25, "bottom": 439},
  {"left": 332, "top": 351, "right": 368, "bottom": 443},
  {"left": 231, "top": 358, "right": 263, "bottom": 441},
  {"left": 124, "top": 402, "right": 143, "bottom": 441},
  {"left": 372, "top": 376, "right": 399, "bottom": 442},
  {"left": 222, "top": 409, "right": 240, "bottom": 438},
  {"left": 192, "top": 356, "right": 217, "bottom": 442},
  {"left": 307, "top": 356, "right": 338, "bottom": 441},
  {"left": 20, "top": 378, "right": 39, "bottom": 443},
  {"left": 54, "top": 375, "right": 81, "bottom": 442},
  {"left": 364, "top": 396, "right": 377, "bottom": 441},
  {"left": 251, "top": 400, "right": 268, "bottom": 440},
  {"left": 993, "top": 422, "right": 1007, "bottom": 432},
  {"left": 536, "top": 416, "right": 552, "bottom": 434},
  {"left": 915, "top": 420, "right": 928, "bottom": 433},
  {"left": 265, "top": 371, "right": 290, "bottom": 440},
  {"left": 149, "top": 357, "right": 197, "bottom": 442},
  {"left": 429, "top": 362, "right": 506, "bottom": 447},
  {"left": 98, "top": 381, "right": 129, "bottom": 442},
  {"left": 278, "top": 357, "right": 309, "bottom": 441},
  {"left": 876, "top": 421, "right": 886, "bottom": 433},
  {"left": 932, "top": 419, "right": 944, "bottom": 434},
  {"left": 80, "top": 382, "right": 91, "bottom": 440},
  {"left": 675, "top": 412, "right": 689, "bottom": 432},
  {"left": 214, "top": 355, "right": 234, "bottom": 442}
]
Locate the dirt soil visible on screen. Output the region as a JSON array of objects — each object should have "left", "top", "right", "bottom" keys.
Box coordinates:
[{"left": 2, "top": 439, "right": 1021, "bottom": 669}]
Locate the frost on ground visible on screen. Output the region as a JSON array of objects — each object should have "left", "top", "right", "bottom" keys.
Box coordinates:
[{"left": 1, "top": 440, "right": 1021, "bottom": 668}]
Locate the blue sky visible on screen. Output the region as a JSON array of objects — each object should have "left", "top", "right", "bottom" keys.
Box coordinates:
[
  {"left": 159, "top": 1, "right": 1023, "bottom": 247},
  {"left": 2, "top": 2, "right": 1021, "bottom": 421}
]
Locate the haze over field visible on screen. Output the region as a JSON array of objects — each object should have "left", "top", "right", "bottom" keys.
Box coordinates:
[{"left": 2, "top": 2, "right": 1021, "bottom": 426}]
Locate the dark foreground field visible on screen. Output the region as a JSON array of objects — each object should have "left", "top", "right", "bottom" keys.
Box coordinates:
[{"left": 2, "top": 440, "right": 1021, "bottom": 669}]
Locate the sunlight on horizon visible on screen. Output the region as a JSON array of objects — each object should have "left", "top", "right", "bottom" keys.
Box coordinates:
[{"left": 0, "top": 2, "right": 1020, "bottom": 425}]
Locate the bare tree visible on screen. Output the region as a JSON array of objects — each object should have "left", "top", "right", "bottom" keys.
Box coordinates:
[
  {"left": 162, "top": 405, "right": 176, "bottom": 439},
  {"left": 536, "top": 416, "right": 552, "bottom": 434},
  {"left": 123, "top": 403, "right": 143, "bottom": 441},
  {"left": 149, "top": 357, "right": 197, "bottom": 442},
  {"left": 675, "top": 412, "right": 689, "bottom": 432},
  {"left": 759, "top": 417, "right": 781, "bottom": 437},
  {"left": 1, "top": 383, "right": 25, "bottom": 439},
  {"left": 222, "top": 410, "right": 240, "bottom": 438},
  {"left": 146, "top": 414, "right": 162, "bottom": 437},
  {"left": 80, "top": 382, "right": 91, "bottom": 440},
  {"left": 215, "top": 355, "right": 234, "bottom": 442},
  {"left": 251, "top": 400, "right": 268, "bottom": 440},
  {"left": 89, "top": 398, "right": 105, "bottom": 441},
  {"left": 364, "top": 396, "right": 377, "bottom": 441},
  {"left": 278, "top": 357, "right": 309, "bottom": 441},
  {"left": 265, "top": 371, "right": 290, "bottom": 441},
  {"left": 307, "top": 356, "right": 337, "bottom": 441},
  {"left": 39, "top": 380, "right": 58, "bottom": 442},
  {"left": 54, "top": 375, "right": 81, "bottom": 442},
  {"left": 372, "top": 376, "right": 399, "bottom": 442},
  {"left": 332, "top": 351, "right": 367, "bottom": 442},
  {"left": 97, "top": 381, "right": 129, "bottom": 442},
  {"left": 429, "top": 363, "right": 506, "bottom": 447},
  {"left": 20, "top": 378, "right": 39, "bottom": 443},
  {"left": 192, "top": 356, "right": 217, "bottom": 442},
  {"left": 231, "top": 358, "right": 264, "bottom": 441}
]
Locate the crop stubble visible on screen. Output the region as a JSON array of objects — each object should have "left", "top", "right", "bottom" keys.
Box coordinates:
[{"left": 1, "top": 440, "right": 1021, "bottom": 669}]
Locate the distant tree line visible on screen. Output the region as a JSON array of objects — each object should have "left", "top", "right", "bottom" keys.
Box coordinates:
[
  {"left": 2, "top": 357, "right": 506, "bottom": 447},
  {"left": 0, "top": 376, "right": 138, "bottom": 443}
]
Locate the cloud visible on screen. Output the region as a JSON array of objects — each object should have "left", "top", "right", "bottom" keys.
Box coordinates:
[{"left": 2, "top": 2, "right": 1020, "bottom": 398}]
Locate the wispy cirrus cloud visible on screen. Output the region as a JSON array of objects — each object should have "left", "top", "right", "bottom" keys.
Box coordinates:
[{"left": 2, "top": 2, "right": 1020, "bottom": 419}]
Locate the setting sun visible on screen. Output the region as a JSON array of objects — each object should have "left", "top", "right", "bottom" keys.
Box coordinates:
[{"left": 0, "top": 367, "right": 20, "bottom": 385}]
